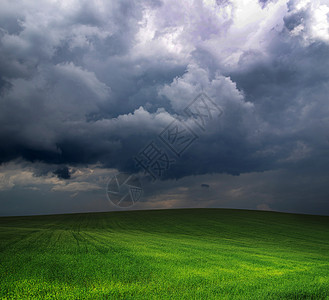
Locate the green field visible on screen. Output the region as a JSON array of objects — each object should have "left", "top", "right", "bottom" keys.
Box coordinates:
[{"left": 0, "top": 208, "right": 329, "bottom": 299}]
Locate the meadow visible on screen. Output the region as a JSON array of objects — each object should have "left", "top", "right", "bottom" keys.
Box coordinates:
[{"left": 0, "top": 208, "right": 329, "bottom": 299}]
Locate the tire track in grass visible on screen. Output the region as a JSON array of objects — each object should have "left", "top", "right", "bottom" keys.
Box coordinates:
[
  {"left": 71, "top": 231, "right": 89, "bottom": 254},
  {"left": 0, "top": 228, "right": 41, "bottom": 252},
  {"left": 82, "top": 231, "right": 123, "bottom": 255}
]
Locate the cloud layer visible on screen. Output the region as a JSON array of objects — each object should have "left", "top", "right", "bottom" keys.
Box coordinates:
[{"left": 1, "top": 0, "right": 329, "bottom": 215}]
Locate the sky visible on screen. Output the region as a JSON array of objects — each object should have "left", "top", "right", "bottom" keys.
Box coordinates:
[{"left": 1, "top": 0, "right": 329, "bottom": 216}]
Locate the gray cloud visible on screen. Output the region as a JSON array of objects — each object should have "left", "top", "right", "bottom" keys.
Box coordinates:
[{"left": 53, "top": 167, "right": 71, "bottom": 180}]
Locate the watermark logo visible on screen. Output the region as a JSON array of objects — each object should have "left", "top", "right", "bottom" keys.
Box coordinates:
[
  {"left": 106, "top": 173, "right": 143, "bottom": 208},
  {"left": 159, "top": 118, "right": 198, "bottom": 157},
  {"left": 184, "top": 93, "right": 223, "bottom": 131},
  {"left": 106, "top": 92, "right": 223, "bottom": 208},
  {"left": 134, "top": 93, "right": 223, "bottom": 182}
]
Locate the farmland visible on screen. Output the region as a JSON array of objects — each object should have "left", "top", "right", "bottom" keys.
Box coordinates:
[{"left": 0, "top": 208, "right": 329, "bottom": 299}]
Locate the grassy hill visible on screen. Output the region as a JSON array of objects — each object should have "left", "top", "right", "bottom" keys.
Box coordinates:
[{"left": 0, "top": 208, "right": 329, "bottom": 299}]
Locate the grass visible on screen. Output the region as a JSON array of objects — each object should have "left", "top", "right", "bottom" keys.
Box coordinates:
[{"left": 0, "top": 208, "right": 329, "bottom": 299}]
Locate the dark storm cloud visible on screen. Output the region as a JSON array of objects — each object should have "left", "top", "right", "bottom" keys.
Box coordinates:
[
  {"left": 228, "top": 35, "right": 329, "bottom": 172},
  {"left": 1, "top": 0, "right": 329, "bottom": 187},
  {"left": 53, "top": 167, "right": 71, "bottom": 180}
]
